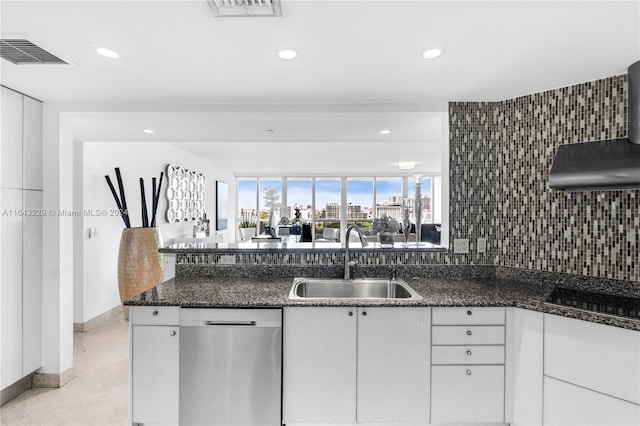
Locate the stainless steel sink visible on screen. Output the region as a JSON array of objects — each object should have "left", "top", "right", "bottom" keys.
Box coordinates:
[{"left": 289, "top": 277, "right": 423, "bottom": 300}]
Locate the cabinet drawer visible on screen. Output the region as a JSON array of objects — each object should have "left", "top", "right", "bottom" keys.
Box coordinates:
[
  {"left": 544, "top": 314, "right": 640, "bottom": 404},
  {"left": 130, "top": 306, "right": 180, "bottom": 326},
  {"left": 432, "top": 307, "right": 505, "bottom": 325},
  {"left": 432, "top": 345, "right": 504, "bottom": 365},
  {"left": 432, "top": 325, "right": 505, "bottom": 345},
  {"left": 431, "top": 365, "right": 504, "bottom": 424}
]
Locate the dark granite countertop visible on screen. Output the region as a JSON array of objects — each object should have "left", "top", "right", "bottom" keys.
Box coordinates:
[{"left": 125, "top": 275, "right": 640, "bottom": 331}]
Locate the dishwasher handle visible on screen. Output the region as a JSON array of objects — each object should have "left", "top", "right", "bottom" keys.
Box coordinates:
[{"left": 204, "top": 320, "right": 257, "bottom": 326}]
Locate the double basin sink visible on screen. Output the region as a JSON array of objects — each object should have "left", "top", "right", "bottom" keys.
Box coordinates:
[{"left": 289, "top": 277, "right": 423, "bottom": 300}]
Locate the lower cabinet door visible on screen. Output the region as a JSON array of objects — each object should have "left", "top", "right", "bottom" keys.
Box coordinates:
[
  {"left": 283, "top": 307, "right": 357, "bottom": 424},
  {"left": 357, "top": 307, "right": 430, "bottom": 423},
  {"left": 131, "top": 325, "right": 179, "bottom": 424},
  {"left": 431, "top": 365, "right": 504, "bottom": 424},
  {"left": 544, "top": 376, "right": 640, "bottom": 426}
]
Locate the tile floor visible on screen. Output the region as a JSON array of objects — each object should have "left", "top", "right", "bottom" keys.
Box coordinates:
[{"left": 1, "top": 314, "right": 129, "bottom": 425}]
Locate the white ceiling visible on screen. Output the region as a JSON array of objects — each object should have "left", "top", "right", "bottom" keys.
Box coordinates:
[{"left": 2, "top": 0, "right": 639, "bottom": 174}]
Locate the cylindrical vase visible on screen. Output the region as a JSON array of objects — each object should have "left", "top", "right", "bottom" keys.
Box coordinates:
[{"left": 117, "top": 227, "right": 163, "bottom": 319}]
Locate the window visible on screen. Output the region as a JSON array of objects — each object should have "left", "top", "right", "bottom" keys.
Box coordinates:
[
  {"left": 238, "top": 178, "right": 257, "bottom": 224},
  {"left": 346, "top": 178, "right": 373, "bottom": 221},
  {"left": 375, "top": 177, "right": 403, "bottom": 221},
  {"left": 236, "top": 175, "right": 441, "bottom": 242},
  {"left": 314, "top": 178, "right": 341, "bottom": 239}
]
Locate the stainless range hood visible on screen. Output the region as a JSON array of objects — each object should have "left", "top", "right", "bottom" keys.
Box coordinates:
[{"left": 549, "top": 61, "right": 640, "bottom": 190}]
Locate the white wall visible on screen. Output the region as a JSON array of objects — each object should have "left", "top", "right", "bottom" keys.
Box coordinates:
[{"left": 76, "top": 141, "right": 233, "bottom": 324}]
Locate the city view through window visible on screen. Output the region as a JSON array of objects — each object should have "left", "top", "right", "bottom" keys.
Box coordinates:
[{"left": 238, "top": 176, "right": 438, "bottom": 240}]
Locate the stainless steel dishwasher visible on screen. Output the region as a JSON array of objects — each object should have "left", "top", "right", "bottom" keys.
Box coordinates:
[{"left": 179, "top": 308, "right": 282, "bottom": 425}]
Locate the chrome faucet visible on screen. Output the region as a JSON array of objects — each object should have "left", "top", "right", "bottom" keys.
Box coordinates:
[{"left": 344, "top": 224, "right": 369, "bottom": 280}]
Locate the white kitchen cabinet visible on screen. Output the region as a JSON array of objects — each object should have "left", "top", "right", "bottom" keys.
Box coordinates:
[
  {"left": 432, "top": 306, "right": 505, "bottom": 325},
  {"left": 544, "top": 376, "right": 640, "bottom": 426},
  {"left": 22, "top": 95, "right": 42, "bottom": 190},
  {"left": 432, "top": 325, "right": 505, "bottom": 345},
  {"left": 0, "top": 87, "right": 43, "bottom": 397},
  {"left": 357, "top": 307, "right": 430, "bottom": 424},
  {"left": 283, "top": 306, "right": 430, "bottom": 425},
  {"left": 1, "top": 87, "right": 23, "bottom": 189},
  {"left": 130, "top": 307, "right": 180, "bottom": 425},
  {"left": 431, "top": 365, "right": 505, "bottom": 424},
  {"left": 431, "top": 307, "right": 506, "bottom": 424},
  {"left": 544, "top": 313, "right": 640, "bottom": 404},
  {"left": 283, "top": 307, "right": 357, "bottom": 424},
  {"left": 0, "top": 188, "right": 24, "bottom": 389},
  {"left": 22, "top": 190, "right": 42, "bottom": 375},
  {"left": 506, "top": 308, "right": 543, "bottom": 426}
]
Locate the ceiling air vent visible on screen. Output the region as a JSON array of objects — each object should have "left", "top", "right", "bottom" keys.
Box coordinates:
[
  {"left": 207, "top": 0, "right": 282, "bottom": 17},
  {"left": 0, "top": 39, "right": 67, "bottom": 65}
]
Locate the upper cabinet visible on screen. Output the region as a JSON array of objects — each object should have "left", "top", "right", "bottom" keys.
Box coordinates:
[
  {"left": 22, "top": 95, "right": 43, "bottom": 190},
  {"left": 1, "top": 87, "right": 23, "bottom": 189},
  {"left": 0, "top": 87, "right": 42, "bottom": 190}
]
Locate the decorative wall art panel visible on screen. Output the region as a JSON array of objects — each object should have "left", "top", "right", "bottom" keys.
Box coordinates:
[{"left": 165, "top": 164, "right": 206, "bottom": 223}]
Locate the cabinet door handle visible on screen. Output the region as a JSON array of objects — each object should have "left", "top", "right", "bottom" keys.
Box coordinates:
[
  {"left": 466, "top": 350, "right": 472, "bottom": 356},
  {"left": 467, "top": 310, "right": 472, "bottom": 316},
  {"left": 466, "top": 330, "right": 472, "bottom": 336},
  {"left": 152, "top": 310, "right": 159, "bottom": 316},
  {"left": 170, "top": 331, "right": 176, "bottom": 336},
  {"left": 362, "top": 311, "right": 367, "bottom": 316},
  {"left": 466, "top": 370, "right": 472, "bottom": 376},
  {"left": 348, "top": 311, "right": 354, "bottom": 316}
]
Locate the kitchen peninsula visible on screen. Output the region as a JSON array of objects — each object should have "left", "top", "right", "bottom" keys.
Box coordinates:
[{"left": 126, "top": 243, "right": 640, "bottom": 426}]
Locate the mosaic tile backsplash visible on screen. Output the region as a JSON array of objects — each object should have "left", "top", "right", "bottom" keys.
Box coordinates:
[{"left": 450, "top": 74, "right": 639, "bottom": 282}]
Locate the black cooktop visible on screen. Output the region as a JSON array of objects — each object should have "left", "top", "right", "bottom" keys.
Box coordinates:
[{"left": 545, "top": 287, "right": 640, "bottom": 321}]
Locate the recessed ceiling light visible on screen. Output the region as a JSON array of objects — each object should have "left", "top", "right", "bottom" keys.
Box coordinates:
[
  {"left": 96, "top": 47, "right": 119, "bottom": 59},
  {"left": 278, "top": 48, "right": 298, "bottom": 60},
  {"left": 422, "top": 48, "right": 444, "bottom": 60},
  {"left": 379, "top": 129, "right": 391, "bottom": 134},
  {"left": 398, "top": 162, "right": 416, "bottom": 170},
  {"left": 143, "top": 129, "right": 154, "bottom": 134}
]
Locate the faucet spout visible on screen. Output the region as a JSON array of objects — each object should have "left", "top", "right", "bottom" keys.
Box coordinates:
[{"left": 344, "top": 224, "right": 369, "bottom": 280}]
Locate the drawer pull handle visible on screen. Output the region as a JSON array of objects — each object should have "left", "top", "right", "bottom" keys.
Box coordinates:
[
  {"left": 466, "top": 330, "right": 472, "bottom": 336},
  {"left": 362, "top": 311, "right": 367, "bottom": 316},
  {"left": 467, "top": 310, "right": 472, "bottom": 316},
  {"left": 152, "top": 310, "right": 159, "bottom": 316},
  {"left": 466, "top": 370, "right": 472, "bottom": 376},
  {"left": 170, "top": 331, "right": 176, "bottom": 336},
  {"left": 348, "top": 311, "right": 354, "bottom": 316},
  {"left": 466, "top": 350, "right": 472, "bottom": 356}
]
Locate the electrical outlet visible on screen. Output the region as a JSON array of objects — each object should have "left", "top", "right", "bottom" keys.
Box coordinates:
[
  {"left": 477, "top": 237, "right": 487, "bottom": 253},
  {"left": 219, "top": 255, "right": 236, "bottom": 265},
  {"left": 453, "top": 238, "right": 470, "bottom": 254}
]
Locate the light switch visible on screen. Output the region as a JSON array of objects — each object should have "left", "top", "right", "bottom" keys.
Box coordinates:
[
  {"left": 453, "top": 238, "right": 470, "bottom": 254},
  {"left": 219, "top": 255, "right": 236, "bottom": 265},
  {"left": 477, "top": 237, "right": 487, "bottom": 253}
]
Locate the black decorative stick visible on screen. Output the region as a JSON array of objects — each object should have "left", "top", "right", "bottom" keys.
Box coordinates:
[
  {"left": 105, "top": 175, "right": 128, "bottom": 227},
  {"left": 140, "top": 178, "right": 149, "bottom": 228},
  {"left": 151, "top": 177, "right": 157, "bottom": 228},
  {"left": 151, "top": 171, "right": 164, "bottom": 227},
  {"left": 115, "top": 168, "right": 130, "bottom": 228}
]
